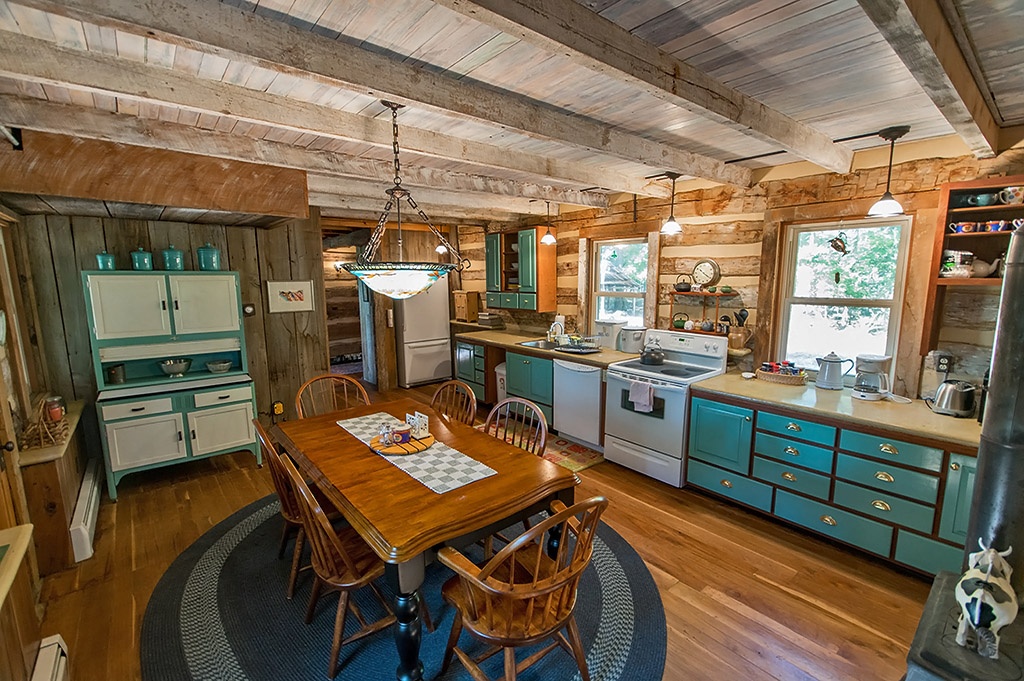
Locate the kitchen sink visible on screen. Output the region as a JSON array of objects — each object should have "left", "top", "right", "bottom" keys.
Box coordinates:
[{"left": 518, "top": 339, "right": 560, "bottom": 349}]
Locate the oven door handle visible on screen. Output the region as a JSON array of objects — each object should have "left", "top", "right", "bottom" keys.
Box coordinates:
[{"left": 606, "top": 372, "right": 690, "bottom": 395}]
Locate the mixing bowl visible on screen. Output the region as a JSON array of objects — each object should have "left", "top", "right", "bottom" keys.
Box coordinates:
[{"left": 160, "top": 358, "right": 192, "bottom": 377}]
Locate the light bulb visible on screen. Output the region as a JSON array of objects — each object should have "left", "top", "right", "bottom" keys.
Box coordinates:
[
  {"left": 540, "top": 230, "right": 557, "bottom": 245},
  {"left": 661, "top": 217, "right": 681, "bottom": 235},
  {"left": 867, "top": 192, "right": 904, "bottom": 217}
]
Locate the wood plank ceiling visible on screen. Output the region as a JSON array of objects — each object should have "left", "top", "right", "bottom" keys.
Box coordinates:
[{"left": 0, "top": 0, "right": 1018, "bottom": 224}]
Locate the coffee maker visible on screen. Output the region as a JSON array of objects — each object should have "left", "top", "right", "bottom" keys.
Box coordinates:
[{"left": 852, "top": 354, "right": 892, "bottom": 401}]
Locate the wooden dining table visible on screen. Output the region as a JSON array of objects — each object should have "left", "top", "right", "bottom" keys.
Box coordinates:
[{"left": 271, "top": 397, "right": 578, "bottom": 681}]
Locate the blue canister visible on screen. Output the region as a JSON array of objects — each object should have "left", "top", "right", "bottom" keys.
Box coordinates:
[
  {"left": 131, "top": 247, "right": 153, "bottom": 270},
  {"left": 196, "top": 242, "right": 221, "bottom": 271},
  {"left": 96, "top": 250, "right": 115, "bottom": 270},
  {"left": 162, "top": 244, "right": 184, "bottom": 270}
]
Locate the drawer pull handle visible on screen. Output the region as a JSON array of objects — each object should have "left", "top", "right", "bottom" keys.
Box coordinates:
[
  {"left": 783, "top": 446, "right": 799, "bottom": 456},
  {"left": 820, "top": 515, "right": 837, "bottom": 527},
  {"left": 744, "top": 416, "right": 751, "bottom": 422},
  {"left": 161, "top": 300, "right": 167, "bottom": 310},
  {"left": 879, "top": 443, "right": 898, "bottom": 456},
  {"left": 524, "top": 360, "right": 530, "bottom": 365},
  {"left": 950, "top": 462, "right": 961, "bottom": 471},
  {"left": 871, "top": 500, "right": 892, "bottom": 512},
  {"left": 191, "top": 429, "right": 196, "bottom": 439},
  {"left": 720, "top": 479, "right": 733, "bottom": 489},
  {"left": 786, "top": 422, "right": 802, "bottom": 432},
  {"left": 781, "top": 472, "right": 797, "bottom": 482},
  {"left": 131, "top": 407, "right": 146, "bottom": 412},
  {"left": 218, "top": 394, "right": 232, "bottom": 400},
  {"left": 177, "top": 431, "right": 183, "bottom": 441},
  {"left": 874, "top": 471, "right": 895, "bottom": 483}
]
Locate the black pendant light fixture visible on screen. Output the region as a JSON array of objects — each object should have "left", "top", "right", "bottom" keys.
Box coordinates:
[
  {"left": 660, "top": 172, "right": 682, "bottom": 235},
  {"left": 867, "top": 125, "right": 911, "bottom": 218}
]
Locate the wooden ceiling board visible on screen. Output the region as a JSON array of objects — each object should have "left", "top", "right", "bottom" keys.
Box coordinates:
[{"left": 954, "top": 0, "right": 1024, "bottom": 123}]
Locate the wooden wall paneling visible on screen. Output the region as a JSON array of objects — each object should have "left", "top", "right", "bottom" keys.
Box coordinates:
[
  {"left": 102, "top": 218, "right": 151, "bottom": 272},
  {"left": 287, "top": 209, "right": 329, "bottom": 385},
  {"left": 7, "top": 220, "right": 49, "bottom": 396},
  {"left": 225, "top": 226, "right": 271, "bottom": 423},
  {"left": 358, "top": 283, "right": 377, "bottom": 384},
  {"left": 577, "top": 236, "right": 589, "bottom": 334},
  {"left": 187, "top": 223, "right": 228, "bottom": 270},
  {"left": 0, "top": 224, "right": 33, "bottom": 418},
  {"left": 256, "top": 225, "right": 301, "bottom": 419},
  {"left": 147, "top": 221, "right": 196, "bottom": 269},
  {"left": 23, "top": 216, "right": 74, "bottom": 400},
  {"left": 645, "top": 231, "right": 660, "bottom": 330},
  {"left": 372, "top": 290, "right": 397, "bottom": 392},
  {"left": 47, "top": 216, "right": 97, "bottom": 403}
]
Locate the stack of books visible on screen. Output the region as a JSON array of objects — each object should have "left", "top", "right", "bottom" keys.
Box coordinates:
[{"left": 476, "top": 312, "right": 505, "bottom": 329}]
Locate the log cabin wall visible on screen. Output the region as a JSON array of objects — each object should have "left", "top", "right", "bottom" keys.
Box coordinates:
[
  {"left": 322, "top": 244, "right": 362, "bottom": 361},
  {"left": 19, "top": 210, "right": 327, "bottom": 445}
]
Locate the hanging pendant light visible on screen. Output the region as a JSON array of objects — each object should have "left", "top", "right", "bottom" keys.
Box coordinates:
[
  {"left": 342, "top": 101, "right": 468, "bottom": 299},
  {"left": 867, "top": 125, "right": 911, "bottom": 218},
  {"left": 540, "top": 201, "right": 557, "bottom": 245},
  {"left": 660, "top": 172, "right": 682, "bottom": 235}
]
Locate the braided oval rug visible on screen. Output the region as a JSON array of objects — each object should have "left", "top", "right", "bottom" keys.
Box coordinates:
[{"left": 141, "top": 494, "right": 666, "bottom": 681}]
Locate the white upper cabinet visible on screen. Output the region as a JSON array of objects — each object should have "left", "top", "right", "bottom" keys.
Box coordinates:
[
  {"left": 88, "top": 274, "right": 171, "bottom": 340},
  {"left": 169, "top": 274, "right": 240, "bottom": 334}
]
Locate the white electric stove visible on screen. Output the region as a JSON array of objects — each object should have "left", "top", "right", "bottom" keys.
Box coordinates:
[{"left": 604, "top": 329, "right": 728, "bottom": 486}]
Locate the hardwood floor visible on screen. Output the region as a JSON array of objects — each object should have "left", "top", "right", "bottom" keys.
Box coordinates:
[{"left": 38, "top": 385, "right": 929, "bottom": 680}]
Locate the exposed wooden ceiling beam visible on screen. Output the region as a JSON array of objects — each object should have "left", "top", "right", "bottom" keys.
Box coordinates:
[
  {"left": 311, "top": 193, "right": 519, "bottom": 224},
  {"left": 14, "top": 0, "right": 751, "bottom": 187},
  {"left": 0, "top": 32, "right": 635, "bottom": 201},
  {"left": 433, "top": 0, "right": 854, "bottom": 174},
  {"left": 0, "top": 94, "right": 606, "bottom": 211},
  {"left": 857, "top": 0, "right": 998, "bottom": 157}
]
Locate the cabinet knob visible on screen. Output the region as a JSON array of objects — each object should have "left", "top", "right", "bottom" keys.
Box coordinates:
[
  {"left": 820, "top": 515, "right": 837, "bottom": 527},
  {"left": 524, "top": 360, "right": 530, "bottom": 365},
  {"left": 744, "top": 416, "right": 751, "bottom": 422},
  {"left": 783, "top": 446, "right": 799, "bottom": 456},
  {"left": 879, "top": 443, "right": 899, "bottom": 456},
  {"left": 786, "top": 422, "right": 802, "bottom": 432},
  {"left": 781, "top": 472, "right": 797, "bottom": 482},
  {"left": 2, "top": 441, "right": 14, "bottom": 452},
  {"left": 871, "top": 500, "right": 892, "bottom": 512},
  {"left": 720, "top": 479, "right": 733, "bottom": 489},
  {"left": 874, "top": 471, "right": 895, "bottom": 483},
  {"left": 950, "top": 462, "right": 961, "bottom": 471}
]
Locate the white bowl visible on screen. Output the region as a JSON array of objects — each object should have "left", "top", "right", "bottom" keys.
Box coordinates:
[{"left": 206, "top": 360, "right": 233, "bottom": 374}]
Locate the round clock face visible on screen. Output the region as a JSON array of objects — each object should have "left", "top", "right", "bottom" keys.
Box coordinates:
[{"left": 691, "top": 258, "right": 721, "bottom": 286}]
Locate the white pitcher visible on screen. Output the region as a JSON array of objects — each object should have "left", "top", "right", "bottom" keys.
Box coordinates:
[{"left": 815, "top": 351, "right": 854, "bottom": 390}]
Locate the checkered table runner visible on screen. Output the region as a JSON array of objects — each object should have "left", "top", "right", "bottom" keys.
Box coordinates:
[{"left": 336, "top": 413, "right": 496, "bottom": 494}]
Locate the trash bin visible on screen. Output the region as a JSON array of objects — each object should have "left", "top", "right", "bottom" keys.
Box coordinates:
[{"left": 495, "top": 362, "right": 507, "bottom": 402}]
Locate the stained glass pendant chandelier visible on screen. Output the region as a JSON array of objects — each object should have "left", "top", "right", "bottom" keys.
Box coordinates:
[{"left": 342, "top": 101, "right": 468, "bottom": 299}]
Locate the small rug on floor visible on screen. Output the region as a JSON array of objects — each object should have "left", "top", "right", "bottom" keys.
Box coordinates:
[
  {"left": 475, "top": 426, "right": 604, "bottom": 472},
  {"left": 141, "top": 495, "right": 665, "bottom": 681}
]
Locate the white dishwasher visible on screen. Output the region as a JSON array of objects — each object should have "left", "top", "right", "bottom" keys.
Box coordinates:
[{"left": 553, "top": 359, "right": 603, "bottom": 449}]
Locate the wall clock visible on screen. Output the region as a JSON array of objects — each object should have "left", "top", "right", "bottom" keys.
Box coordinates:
[{"left": 691, "top": 258, "right": 722, "bottom": 287}]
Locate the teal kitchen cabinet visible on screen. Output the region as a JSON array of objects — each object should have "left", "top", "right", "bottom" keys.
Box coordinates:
[
  {"left": 505, "top": 351, "right": 553, "bottom": 423},
  {"left": 517, "top": 229, "right": 537, "bottom": 293},
  {"left": 485, "top": 233, "right": 502, "bottom": 292},
  {"left": 938, "top": 452, "right": 977, "bottom": 545},
  {"left": 455, "top": 341, "right": 486, "bottom": 401},
  {"left": 688, "top": 397, "right": 753, "bottom": 474}
]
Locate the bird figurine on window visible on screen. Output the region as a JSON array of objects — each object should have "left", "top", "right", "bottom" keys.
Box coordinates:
[{"left": 829, "top": 232, "right": 849, "bottom": 255}]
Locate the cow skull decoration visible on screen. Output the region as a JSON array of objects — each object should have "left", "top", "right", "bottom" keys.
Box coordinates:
[{"left": 954, "top": 539, "right": 1020, "bottom": 659}]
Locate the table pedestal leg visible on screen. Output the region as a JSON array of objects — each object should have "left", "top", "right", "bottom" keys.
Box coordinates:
[{"left": 386, "top": 560, "right": 425, "bottom": 681}]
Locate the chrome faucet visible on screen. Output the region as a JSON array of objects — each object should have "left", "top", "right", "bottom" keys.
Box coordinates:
[{"left": 547, "top": 321, "right": 565, "bottom": 342}]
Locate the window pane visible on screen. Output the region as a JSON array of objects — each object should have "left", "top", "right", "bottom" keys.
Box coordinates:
[
  {"left": 595, "top": 295, "right": 644, "bottom": 326},
  {"left": 596, "top": 242, "right": 647, "bottom": 293},
  {"left": 792, "top": 225, "right": 902, "bottom": 300},
  {"left": 782, "top": 304, "right": 891, "bottom": 369}
]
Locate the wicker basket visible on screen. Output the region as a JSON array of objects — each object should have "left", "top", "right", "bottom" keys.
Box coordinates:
[{"left": 755, "top": 369, "right": 806, "bottom": 385}]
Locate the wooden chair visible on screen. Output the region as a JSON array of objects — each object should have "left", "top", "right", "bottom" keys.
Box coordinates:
[
  {"left": 430, "top": 379, "right": 478, "bottom": 425},
  {"left": 295, "top": 374, "right": 370, "bottom": 418},
  {"left": 438, "top": 496, "right": 609, "bottom": 681},
  {"left": 279, "top": 454, "right": 395, "bottom": 679},
  {"left": 482, "top": 397, "right": 548, "bottom": 456}
]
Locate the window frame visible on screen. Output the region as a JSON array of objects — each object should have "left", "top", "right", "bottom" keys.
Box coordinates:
[
  {"left": 590, "top": 237, "right": 648, "bottom": 331},
  {"left": 775, "top": 216, "right": 913, "bottom": 376}
]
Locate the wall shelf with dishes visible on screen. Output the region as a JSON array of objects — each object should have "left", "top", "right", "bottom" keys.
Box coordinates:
[
  {"left": 670, "top": 290, "right": 738, "bottom": 335},
  {"left": 921, "top": 175, "right": 1024, "bottom": 352}
]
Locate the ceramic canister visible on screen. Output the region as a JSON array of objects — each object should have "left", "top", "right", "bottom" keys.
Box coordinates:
[
  {"left": 131, "top": 247, "right": 153, "bottom": 270},
  {"left": 196, "top": 242, "right": 221, "bottom": 271},
  {"left": 162, "top": 244, "right": 184, "bottom": 270},
  {"left": 96, "top": 250, "right": 115, "bottom": 270}
]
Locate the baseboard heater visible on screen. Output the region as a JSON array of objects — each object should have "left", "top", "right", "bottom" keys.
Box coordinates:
[
  {"left": 31, "top": 634, "right": 69, "bottom": 681},
  {"left": 70, "top": 459, "right": 101, "bottom": 562}
]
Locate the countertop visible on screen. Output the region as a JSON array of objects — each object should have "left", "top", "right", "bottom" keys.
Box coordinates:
[
  {"left": 19, "top": 400, "right": 84, "bottom": 467},
  {"left": 454, "top": 330, "right": 638, "bottom": 368},
  {"left": 692, "top": 373, "right": 982, "bottom": 451},
  {"left": 0, "top": 525, "right": 32, "bottom": 607}
]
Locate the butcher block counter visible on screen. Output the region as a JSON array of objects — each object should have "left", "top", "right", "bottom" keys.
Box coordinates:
[
  {"left": 453, "top": 329, "right": 637, "bottom": 368},
  {"left": 692, "top": 372, "right": 981, "bottom": 452}
]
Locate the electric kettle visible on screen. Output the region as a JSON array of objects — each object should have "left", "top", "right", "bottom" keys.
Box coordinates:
[
  {"left": 815, "top": 351, "right": 853, "bottom": 390},
  {"left": 927, "top": 380, "right": 976, "bottom": 418}
]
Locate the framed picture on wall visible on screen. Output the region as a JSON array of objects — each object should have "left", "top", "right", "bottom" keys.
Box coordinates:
[{"left": 267, "top": 280, "right": 314, "bottom": 313}]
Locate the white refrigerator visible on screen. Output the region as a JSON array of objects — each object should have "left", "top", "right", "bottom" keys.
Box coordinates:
[{"left": 394, "top": 276, "right": 453, "bottom": 388}]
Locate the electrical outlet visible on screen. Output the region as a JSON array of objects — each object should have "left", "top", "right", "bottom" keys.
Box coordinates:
[
  {"left": 936, "top": 354, "right": 953, "bottom": 373},
  {"left": 272, "top": 401, "right": 285, "bottom": 416}
]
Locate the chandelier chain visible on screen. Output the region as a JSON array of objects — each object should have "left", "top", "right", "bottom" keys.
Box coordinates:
[{"left": 391, "top": 104, "right": 402, "bottom": 188}]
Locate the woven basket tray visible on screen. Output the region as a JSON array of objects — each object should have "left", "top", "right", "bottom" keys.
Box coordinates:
[{"left": 755, "top": 369, "right": 806, "bottom": 385}]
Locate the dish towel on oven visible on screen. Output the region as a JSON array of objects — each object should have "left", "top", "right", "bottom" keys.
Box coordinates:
[
  {"left": 628, "top": 381, "right": 654, "bottom": 413},
  {"left": 336, "top": 413, "right": 496, "bottom": 494}
]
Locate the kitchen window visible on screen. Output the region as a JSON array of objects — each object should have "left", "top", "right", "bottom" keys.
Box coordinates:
[
  {"left": 592, "top": 239, "right": 648, "bottom": 328},
  {"left": 776, "top": 217, "right": 911, "bottom": 371}
]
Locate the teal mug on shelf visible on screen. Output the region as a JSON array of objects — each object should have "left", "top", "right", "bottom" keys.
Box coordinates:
[
  {"left": 131, "top": 247, "right": 153, "bottom": 270},
  {"left": 95, "top": 250, "right": 115, "bottom": 270},
  {"left": 196, "top": 242, "right": 221, "bottom": 271},
  {"left": 967, "top": 193, "right": 999, "bottom": 206},
  {"left": 162, "top": 244, "right": 184, "bottom": 270}
]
